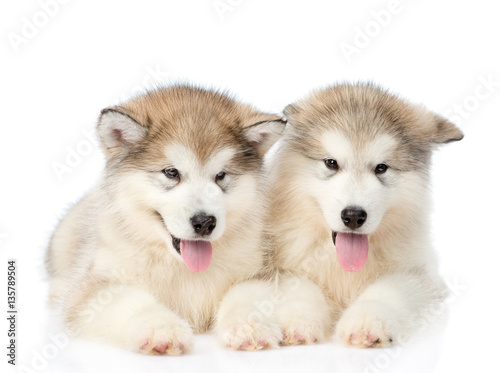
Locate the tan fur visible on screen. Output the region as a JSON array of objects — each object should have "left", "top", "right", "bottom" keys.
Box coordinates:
[
  {"left": 46, "top": 85, "right": 285, "bottom": 354},
  {"left": 266, "top": 83, "right": 463, "bottom": 347}
]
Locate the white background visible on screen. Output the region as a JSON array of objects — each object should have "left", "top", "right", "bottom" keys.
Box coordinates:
[{"left": 1, "top": 0, "right": 499, "bottom": 372}]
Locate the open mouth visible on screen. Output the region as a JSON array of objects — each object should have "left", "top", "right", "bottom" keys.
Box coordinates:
[
  {"left": 332, "top": 231, "right": 369, "bottom": 272},
  {"left": 172, "top": 236, "right": 181, "bottom": 254},
  {"left": 155, "top": 212, "right": 213, "bottom": 273},
  {"left": 170, "top": 233, "right": 213, "bottom": 273}
]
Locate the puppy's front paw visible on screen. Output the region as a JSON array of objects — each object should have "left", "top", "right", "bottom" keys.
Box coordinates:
[
  {"left": 216, "top": 280, "right": 283, "bottom": 351},
  {"left": 335, "top": 301, "right": 396, "bottom": 348},
  {"left": 128, "top": 309, "right": 194, "bottom": 355},
  {"left": 218, "top": 316, "right": 282, "bottom": 351},
  {"left": 277, "top": 301, "right": 330, "bottom": 346},
  {"left": 275, "top": 276, "right": 331, "bottom": 346},
  {"left": 280, "top": 320, "right": 323, "bottom": 346}
]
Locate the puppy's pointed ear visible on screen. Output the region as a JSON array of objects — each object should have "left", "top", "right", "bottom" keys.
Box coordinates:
[
  {"left": 242, "top": 113, "right": 286, "bottom": 157},
  {"left": 97, "top": 108, "right": 148, "bottom": 158},
  {"left": 429, "top": 114, "right": 464, "bottom": 144},
  {"left": 283, "top": 104, "right": 298, "bottom": 123}
]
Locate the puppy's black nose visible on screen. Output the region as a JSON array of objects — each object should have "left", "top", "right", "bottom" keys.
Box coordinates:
[
  {"left": 341, "top": 208, "right": 367, "bottom": 230},
  {"left": 191, "top": 214, "right": 217, "bottom": 236}
]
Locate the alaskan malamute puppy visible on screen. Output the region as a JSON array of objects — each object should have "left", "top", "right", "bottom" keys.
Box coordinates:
[
  {"left": 46, "top": 85, "right": 285, "bottom": 354},
  {"left": 267, "top": 83, "right": 463, "bottom": 347}
]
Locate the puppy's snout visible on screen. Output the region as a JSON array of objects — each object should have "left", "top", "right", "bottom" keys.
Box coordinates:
[
  {"left": 191, "top": 214, "right": 217, "bottom": 236},
  {"left": 341, "top": 207, "right": 367, "bottom": 230}
]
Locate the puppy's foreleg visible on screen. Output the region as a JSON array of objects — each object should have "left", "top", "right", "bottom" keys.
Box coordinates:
[
  {"left": 215, "top": 280, "right": 282, "bottom": 351},
  {"left": 274, "top": 275, "right": 332, "bottom": 345},
  {"left": 335, "top": 272, "right": 445, "bottom": 347},
  {"left": 64, "top": 284, "right": 193, "bottom": 355}
]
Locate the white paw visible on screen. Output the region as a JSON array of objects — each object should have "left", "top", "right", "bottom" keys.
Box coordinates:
[
  {"left": 215, "top": 281, "right": 283, "bottom": 351},
  {"left": 275, "top": 276, "right": 331, "bottom": 346},
  {"left": 335, "top": 301, "right": 396, "bottom": 348},
  {"left": 127, "top": 308, "right": 194, "bottom": 355},
  {"left": 218, "top": 316, "right": 282, "bottom": 351},
  {"left": 279, "top": 317, "right": 323, "bottom": 346}
]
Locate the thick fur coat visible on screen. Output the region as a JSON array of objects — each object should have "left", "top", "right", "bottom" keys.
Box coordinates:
[
  {"left": 265, "top": 83, "right": 463, "bottom": 347},
  {"left": 46, "top": 86, "right": 286, "bottom": 354}
]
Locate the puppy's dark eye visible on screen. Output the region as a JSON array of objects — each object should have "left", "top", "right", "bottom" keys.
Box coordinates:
[
  {"left": 164, "top": 168, "right": 179, "bottom": 179},
  {"left": 324, "top": 158, "right": 339, "bottom": 171},
  {"left": 375, "top": 164, "right": 388, "bottom": 174},
  {"left": 215, "top": 171, "right": 226, "bottom": 181}
]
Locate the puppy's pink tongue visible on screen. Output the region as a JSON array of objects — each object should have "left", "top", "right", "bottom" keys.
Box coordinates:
[
  {"left": 180, "top": 240, "right": 212, "bottom": 272},
  {"left": 335, "top": 233, "right": 369, "bottom": 272}
]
